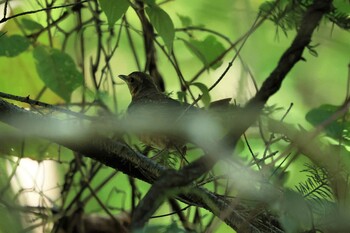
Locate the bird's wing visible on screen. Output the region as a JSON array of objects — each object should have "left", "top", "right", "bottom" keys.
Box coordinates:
[{"left": 127, "top": 94, "right": 199, "bottom": 130}]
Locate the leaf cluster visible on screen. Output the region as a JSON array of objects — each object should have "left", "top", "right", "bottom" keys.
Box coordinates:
[{"left": 260, "top": 0, "right": 350, "bottom": 34}]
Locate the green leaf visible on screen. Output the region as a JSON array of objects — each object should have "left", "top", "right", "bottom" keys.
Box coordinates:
[
  {"left": 191, "top": 82, "right": 211, "bottom": 107},
  {"left": 21, "top": 18, "right": 43, "bottom": 31},
  {"left": 146, "top": 5, "right": 175, "bottom": 52},
  {"left": 0, "top": 34, "right": 30, "bottom": 57},
  {"left": 33, "top": 45, "right": 83, "bottom": 102},
  {"left": 99, "top": 0, "right": 130, "bottom": 28},
  {"left": 176, "top": 91, "right": 187, "bottom": 103},
  {"left": 306, "top": 104, "right": 350, "bottom": 143},
  {"left": 185, "top": 35, "right": 225, "bottom": 70}
]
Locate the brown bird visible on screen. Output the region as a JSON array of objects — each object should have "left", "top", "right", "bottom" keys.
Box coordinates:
[
  {"left": 118, "top": 71, "right": 192, "bottom": 154},
  {"left": 119, "top": 72, "right": 233, "bottom": 158}
]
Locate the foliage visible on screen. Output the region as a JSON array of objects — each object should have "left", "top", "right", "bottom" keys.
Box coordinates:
[
  {"left": 33, "top": 46, "right": 84, "bottom": 102},
  {"left": 145, "top": 4, "right": 175, "bottom": 52},
  {"left": 99, "top": 0, "right": 130, "bottom": 28},
  {"left": 0, "top": 0, "right": 349, "bottom": 233},
  {"left": 0, "top": 33, "right": 30, "bottom": 57},
  {"left": 306, "top": 104, "right": 350, "bottom": 143},
  {"left": 260, "top": 0, "right": 350, "bottom": 32}
]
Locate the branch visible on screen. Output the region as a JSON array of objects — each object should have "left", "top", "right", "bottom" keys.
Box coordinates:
[
  {"left": 268, "top": 97, "right": 350, "bottom": 204},
  {"left": 134, "top": 0, "right": 165, "bottom": 91},
  {"left": 224, "top": 0, "right": 332, "bottom": 148},
  {"left": 0, "top": 98, "right": 282, "bottom": 232},
  {"left": 0, "top": 92, "right": 94, "bottom": 120},
  {"left": 249, "top": 0, "right": 332, "bottom": 107},
  {"left": 0, "top": 1, "right": 332, "bottom": 232},
  {"left": 131, "top": 0, "right": 332, "bottom": 230},
  {"left": 0, "top": 1, "right": 90, "bottom": 24},
  {"left": 0, "top": 98, "right": 160, "bottom": 182}
]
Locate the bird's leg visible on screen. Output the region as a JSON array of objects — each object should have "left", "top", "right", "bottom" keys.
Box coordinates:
[
  {"left": 150, "top": 148, "right": 167, "bottom": 160},
  {"left": 174, "top": 145, "right": 189, "bottom": 168}
]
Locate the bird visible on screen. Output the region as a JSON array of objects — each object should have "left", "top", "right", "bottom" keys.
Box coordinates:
[
  {"left": 118, "top": 71, "right": 192, "bottom": 155},
  {"left": 119, "top": 71, "right": 233, "bottom": 159}
]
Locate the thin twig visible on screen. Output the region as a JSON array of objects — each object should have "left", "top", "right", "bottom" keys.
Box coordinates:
[{"left": 0, "top": 0, "right": 91, "bottom": 23}]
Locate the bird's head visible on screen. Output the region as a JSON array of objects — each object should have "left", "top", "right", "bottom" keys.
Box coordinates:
[{"left": 119, "top": 72, "right": 160, "bottom": 99}]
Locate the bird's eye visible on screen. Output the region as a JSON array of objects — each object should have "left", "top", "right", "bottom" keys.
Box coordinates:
[{"left": 129, "top": 77, "right": 135, "bottom": 83}]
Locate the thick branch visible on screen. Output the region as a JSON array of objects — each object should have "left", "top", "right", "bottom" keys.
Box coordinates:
[
  {"left": 0, "top": 1, "right": 332, "bottom": 232},
  {"left": 224, "top": 0, "right": 332, "bottom": 147},
  {"left": 134, "top": 0, "right": 165, "bottom": 91},
  {"left": 0, "top": 98, "right": 281, "bottom": 232},
  {"left": 248, "top": 0, "right": 332, "bottom": 107},
  {"left": 131, "top": 0, "right": 332, "bottom": 230}
]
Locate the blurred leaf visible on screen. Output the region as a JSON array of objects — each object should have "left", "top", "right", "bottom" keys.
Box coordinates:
[
  {"left": 2, "top": 140, "right": 59, "bottom": 161},
  {"left": 0, "top": 158, "right": 24, "bottom": 232},
  {"left": 99, "top": 0, "right": 130, "bottom": 28},
  {"left": 33, "top": 45, "right": 83, "bottom": 102},
  {"left": 177, "top": 14, "right": 192, "bottom": 27},
  {"left": 0, "top": 34, "right": 30, "bottom": 57},
  {"left": 21, "top": 18, "right": 43, "bottom": 31},
  {"left": 185, "top": 35, "right": 225, "bottom": 70},
  {"left": 306, "top": 104, "right": 350, "bottom": 143},
  {"left": 235, "top": 138, "right": 245, "bottom": 154},
  {"left": 191, "top": 82, "right": 211, "bottom": 107},
  {"left": 166, "top": 221, "right": 187, "bottom": 233},
  {"left": 277, "top": 190, "right": 313, "bottom": 233},
  {"left": 182, "top": 39, "right": 208, "bottom": 67},
  {"left": 143, "top": 0, "right": 156, "bottom": 6},
  {"left": 329, "top": 145, "right": 350, "bottom": 175},
  {"left": 0, "top": 205, "right": 23, "bottom": 233},
  {"left": 0, "top": 131, "right": 60, "bottom": 161},
  {"left": 146, "top": 5, "right": 175, "bottom": 52}
]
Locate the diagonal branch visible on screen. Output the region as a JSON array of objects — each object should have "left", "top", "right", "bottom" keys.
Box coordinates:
[
  {"left": 0, "top": 98, "right": 282, "bottom": 232},
  {"left": 130, "top": 0, "right": 332, "bottom": 230},
  {"left": 224, "top": 0, "right": 333, "bottom": 148},
  {"left": 0, "top": 0, "right": 333, "bottom": 232}
]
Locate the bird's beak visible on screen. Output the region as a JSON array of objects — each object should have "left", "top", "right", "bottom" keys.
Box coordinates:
[{"left": 118, "top": 74, "right": 128, "bottom": 82}]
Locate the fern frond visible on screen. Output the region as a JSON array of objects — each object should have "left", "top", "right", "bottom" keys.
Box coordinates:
[
  {"left": 296, "top": 163, "right": 337, "bottom": 225},
  {"left": 260, "top": 0, "right": 350, "bottom": 34},
  {"left": 296, "top": 163, "right": 333, "bottom": 201}
]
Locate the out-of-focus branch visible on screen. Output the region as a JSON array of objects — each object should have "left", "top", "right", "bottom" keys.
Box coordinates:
[
  {"left": 268, "top": 97, "right": 350, "bottom": 205},
  {"left": 131, "top": 0, "right": 332, "bottom": 230},
  {"left": 0, "top": 0, "right": 333, "bottom": 231},
  {"left": 0, "top": 98, "right": 282, "bottom": 232}
]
